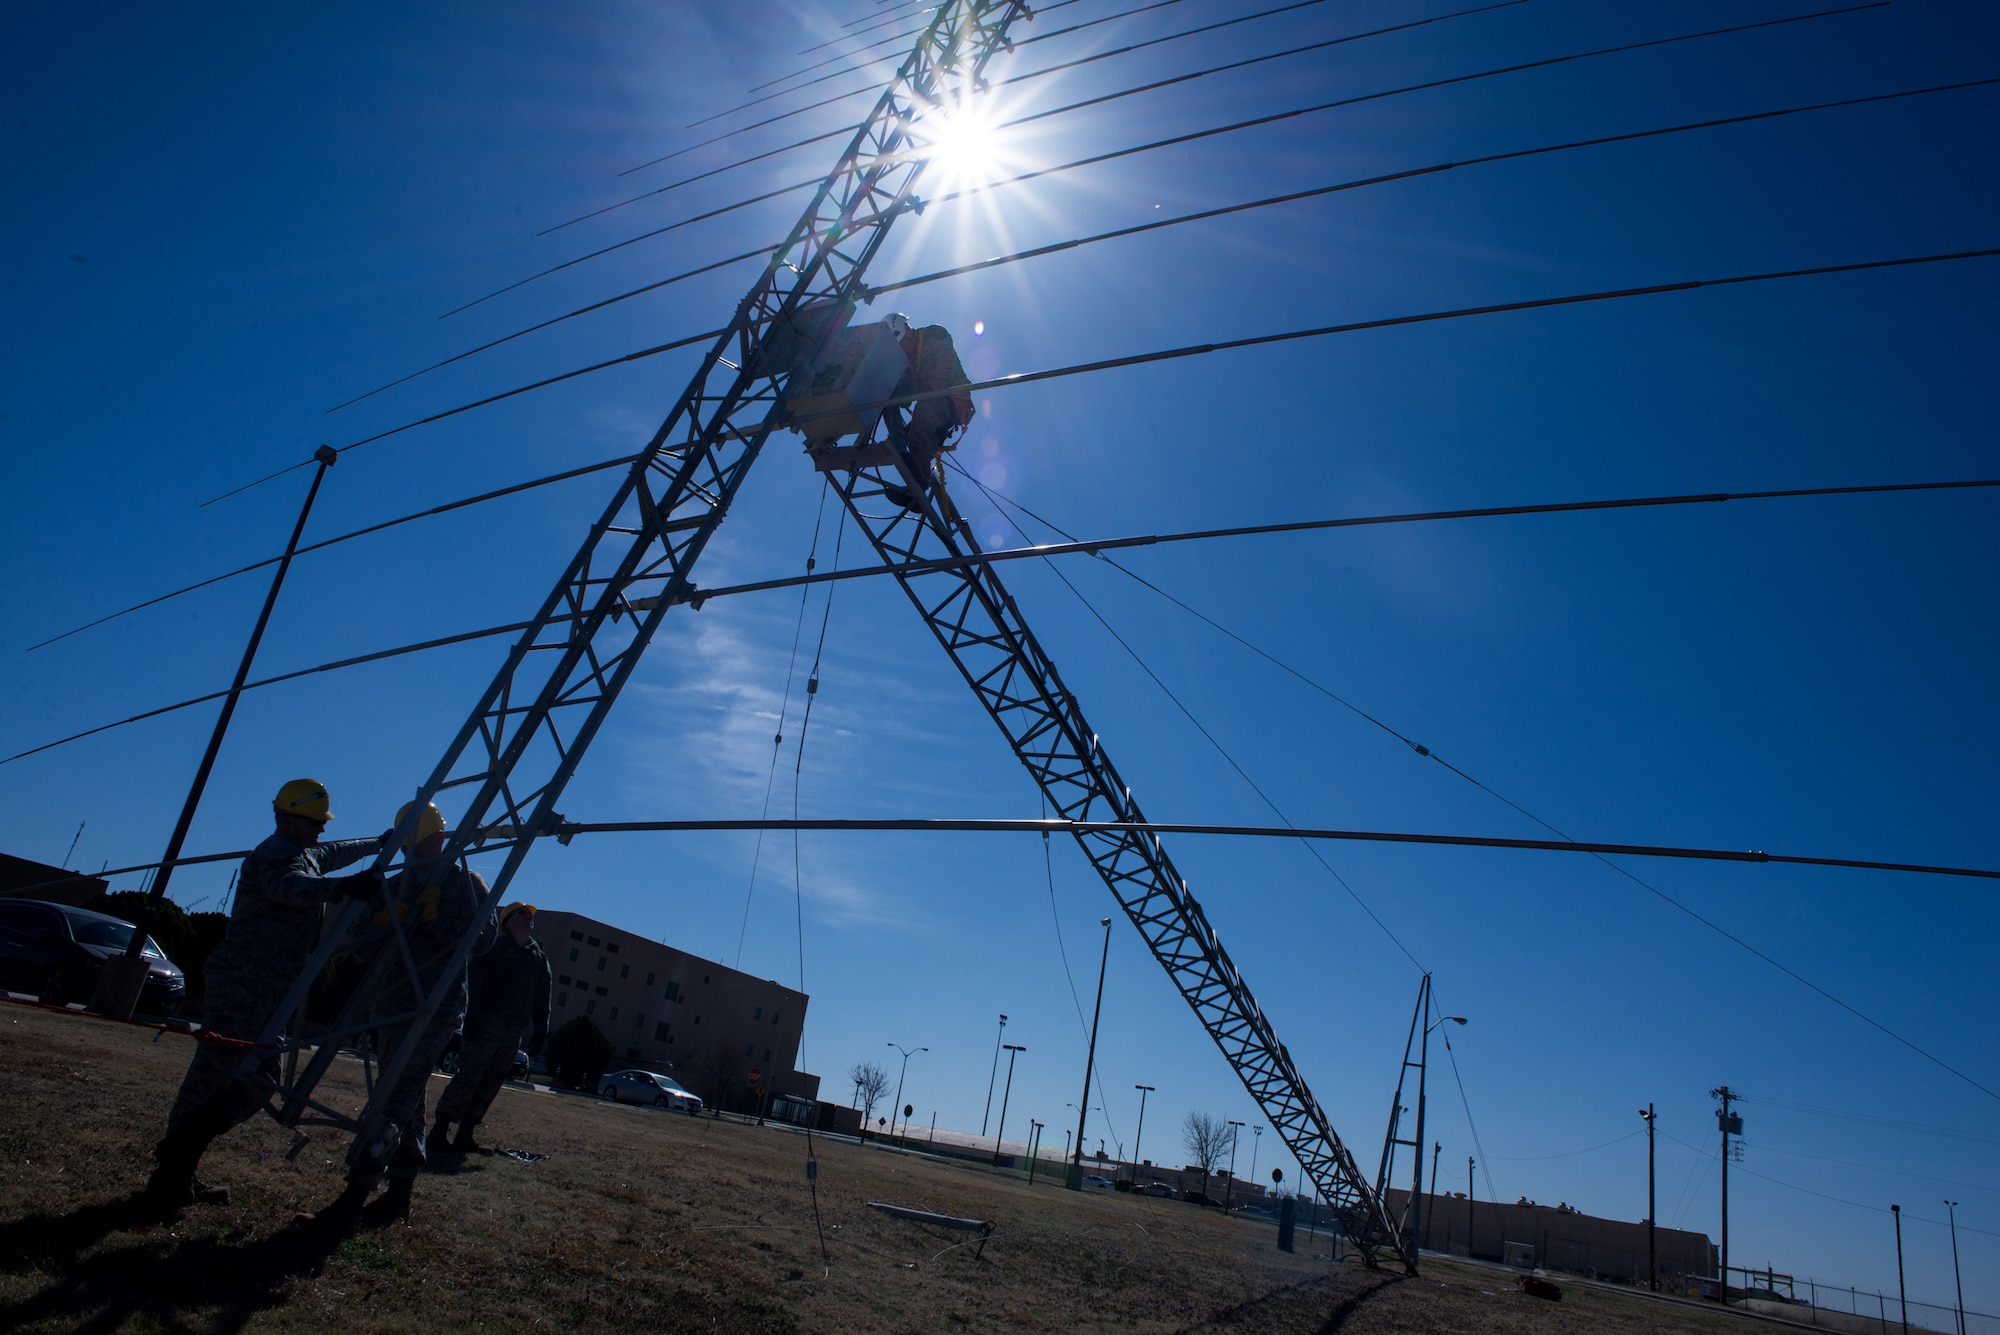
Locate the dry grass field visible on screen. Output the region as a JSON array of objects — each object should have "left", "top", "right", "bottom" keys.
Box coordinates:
[{"left": 0, "top": 1004, "right": 1766, "bottom": 1333}]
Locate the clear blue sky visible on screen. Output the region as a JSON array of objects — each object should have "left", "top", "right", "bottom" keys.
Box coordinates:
[{"left": 3, "top": 0, "right": 1995, "bottom": 1309}]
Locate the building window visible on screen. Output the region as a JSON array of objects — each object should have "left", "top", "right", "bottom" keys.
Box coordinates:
[
  {"left": 763, "top": 1048, "right": 772, "bottom": 1063},
  {"left": 703, "top": 975, "right": 710, "bottom": 984},
  {"left": 558, "top": 975, "right": 572, "bottom": 986},
  {"left": 620, "top": 964, "right": 629, "bottom": 979},
  {"left": 754, "top": 1006, "right": 762, "bottom": 1020},
  {"left": 654, "top": 1022, "right": 671, "bottom": 1042},
  {"left": 693, "top": 1015, "right": 701, "bottom": 1026},
  {"left": 745, "top": 1044, "right": 754, "bottom": 1058},
  {"left": 664, "top": 981, "right": 680, "bottom": 1001},
  {"left": 772, "top": 1013, "right": 780, "bottom": 1024},
  {"left": 587, "top": 936, "right": 599, "bottom": 946},
  {"left": 646, "top": 972, "right": 656, "bottom": 986},
  {"left": 570, "top": 930, "right": 583, "bottom": 941},
  {"left": 596, "top": 957, "right": 607, "bottom": 972},
  {"left": 609, "top": 1007, "right": 619, "bottom": 1021},
  {"left": 585, "top": 999, "right": 596, "bottom": 1015},
  {"left": 607, "top": 942, "right": 620, "bottom": 954},
  {"left": 555, "top": 991, "right": 567, "bottom": 1007},
  {"left": 635, "top": 1012, "right": 645, "bottom": 1028},
  {"left": 595, "top": 985, "right": 608, "bottom": 997},
  {"left": 568, "top": 947, "right": 578, "bottom": 963}
]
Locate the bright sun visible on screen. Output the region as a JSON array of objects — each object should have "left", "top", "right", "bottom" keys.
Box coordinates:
[{"left": 922, "top": 103, "right": 1005, "bottom": 187}]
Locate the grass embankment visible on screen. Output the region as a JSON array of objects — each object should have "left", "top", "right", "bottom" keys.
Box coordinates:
[{"left": 1, "top": 1005, "right": 1754, "bottom": 1332}]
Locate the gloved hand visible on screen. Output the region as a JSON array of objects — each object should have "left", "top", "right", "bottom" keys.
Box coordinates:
[
  {"left": 527, "top": 1033, "right": 546, "bottom": 1058},
  {"left": 377, "top": 828, "right": 397, "bottom": 852},
  {"left": 337, "top": 867, "right": 386, "bottom": 901}
]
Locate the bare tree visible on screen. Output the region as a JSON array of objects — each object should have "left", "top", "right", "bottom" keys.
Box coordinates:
[
  {"left": 1183, "top": 1110, "right": 1230, "bottom": 1195},
  {"left": 849, "top": 1059, "right": 890, "bottom": 1123},
  {"left": 692, "top": 1041, "right": 746, "bottom": 1113}
]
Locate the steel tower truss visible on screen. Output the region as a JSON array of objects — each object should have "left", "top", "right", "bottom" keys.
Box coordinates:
[
  {"left": 815, "top": 448, "right": 1410, "bottom": 1267},
  {"left": 239, "top": 0, "right": 1032, "bottom": 1172},
  {"left": 237, "top": 0, "right": 1413, "bottom": 1269}
]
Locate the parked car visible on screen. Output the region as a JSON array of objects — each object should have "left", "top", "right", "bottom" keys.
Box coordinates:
[
  {"left": 1080, "top": 1174, "right": 1116, "bottom": 1189},
  {"left": 1180, "top": 1190, "right": 1221, "bottom": 1207},
  {"left": 1135, "top": 1181, "right": 1177, "bottom": 1198},
  {"left": 598, "top": 1068, "right": 703, "bottom": 1113},
  {"left": 0, "top": 899, "right": 185, "bottom": 1014}
]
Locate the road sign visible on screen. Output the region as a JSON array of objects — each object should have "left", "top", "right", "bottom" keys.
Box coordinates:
[{"left": 746, "top": 1067, "right": 763, "bottom": 1087}]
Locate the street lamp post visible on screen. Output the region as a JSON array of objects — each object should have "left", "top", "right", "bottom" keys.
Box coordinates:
[
  {"left": 1248, "top": 1127, "right": 1263, "bottom": 1201},
  {"left": 1068, "top": 916, "right": 1113, "bottom": 1191},
  {"left": 1133, "top": 1084, "right": 1155, "bottom": 1173},
  {"left": 991, "top": 1043, "right": 1026, "bottom": 1167},
  {"left": 1225, "top": 1120, "right": 1246, "bottom": 1212},
  {"left": 980, "top": 1014, "right": 1008, "bottom": 1136},
  {"left": 1945, "top": 1201, "right": 1965, "bottom": 1335},
  {"left": 1027, "top": 1120, "right": 1045, "bottom": 1185},
  {"left": 885, "top": 1042, "right": 926, "bottom": 1140},
  {"left": 1640, "top": 1104, "right": 1657, "bottom": 1290}
]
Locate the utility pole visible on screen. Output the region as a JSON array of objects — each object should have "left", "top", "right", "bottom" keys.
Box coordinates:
[
  {"left": 1133, "top": 1084, "right": 1155, "bottom": 1170},
  {"left": 1428, "top": 1141, "right": 1442, "bottom": 1251},
  {"left": 1026, "top": 1120, "right": 1044, "bottom": 1185},
  {"left": 1249, "top": 1126, "right": 1263, "bottom": 1200},
  {"left": 1711, "top": 1086, "right": 1740, "bottom": 1305},
  {"left": 1225, "top": 1121, "right": 1246, "bottom": 1212},
  {"left": 1640, "top": 1104, "right": 1657, "bottom": 1290},
  {"left": 991, "top": 1043, "right": 1025, "bottom": 1166},
  {"left": 1891, "top": 1204, "right": 1909, "bottom": 1335},
  {"left": 980, "top": 1013, "right": 1008, "bottom": 1136},
  {"left": 88, "top": 444, "right": 341, "bottom": 1020},
  {"left": 1945, "top": 1200, "right": 1965, "bottom": 1335},
  {"left": 1068, "top": 916, "right": 1112, "bottom": 1190},
  {"left": 1468, "top": 1156, "right": 1477, "bottom": 1260}
]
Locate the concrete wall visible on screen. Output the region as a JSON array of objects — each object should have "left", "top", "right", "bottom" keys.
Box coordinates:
[{"left": 533, "top": 909, "right": 819, "bottom": 1107}]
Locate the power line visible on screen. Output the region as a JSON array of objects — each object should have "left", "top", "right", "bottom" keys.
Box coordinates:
[
  {"left": 34, "top": 454, "right": 639, "bottom": 651},
  {"left": 870, "top": 76, "right": 2000, "bottom": 301},
  {"left": 23, "top": 815, "right": 2000, "bottom": 898},
  {"left": 450, "top": 2, "right": 1869, "bottom": 319},
  {"left": 1490, "top": 1129, "right": 1645, "bottom": 1162},
  {"left": 26, "top": 473, "right": 2000, "bottom": 740},
  {"left": 792, "top": 245, "right": 2000, "bottom": 434},
  {"left": 317, "top": 243, "right": 2000, "bottom": 498},
  {"left": 359, "top": 75, "right": 1998, "bottom": 412},
  {"left": 1737, "top": 1094, "right": 2000, "bottom": 1149}
]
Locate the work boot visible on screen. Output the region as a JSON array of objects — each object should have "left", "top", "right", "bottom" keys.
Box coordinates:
[
  {"left": 425, "top": 1119, "right": 453, "bottom": 1161},
  {"left": 361, "top": 1176, "right": 415, "bottom": 1229},
  {"left": 449, "top": 1121, "right": 482, "bottom": 1154},
  {"left": 293, "top": 1181, "right": 372, "bottom": 1234},
  {"left": 144, "top": 1108, "right": 231, "bottom": 1215}
]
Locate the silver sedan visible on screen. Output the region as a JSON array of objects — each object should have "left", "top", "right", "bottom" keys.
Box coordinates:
[{"left": 598, "top": 1068, "right": 703, "bottom": 1114}]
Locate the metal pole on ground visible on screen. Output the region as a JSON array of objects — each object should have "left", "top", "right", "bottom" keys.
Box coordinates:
[
  {"left": 89, "top": 445, "right": 340, "bottom": 1020},
  {"left": 1067, "top": 917, "right": 1111, "bottom": 1190},
  {"left": 1892, "top": 1205, "right": 1909, "bottom": 1335},
  {"left": 1945, "top": 1201, "right": 1965, "bottom": 1335},
  {"left": 1641, "top": 1103, "right": 1657, "bottom": 1289},
  {"left": 992, "top": 1043, "right": 1024, "bottom": 1167},
  {"left": 980, "top": 1013, "right": 1007, "bottom": 1136}
]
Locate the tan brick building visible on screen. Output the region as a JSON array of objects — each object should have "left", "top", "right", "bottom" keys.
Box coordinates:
[{"left": 532, "top": 909, "right": 820, "bottom": 1110}]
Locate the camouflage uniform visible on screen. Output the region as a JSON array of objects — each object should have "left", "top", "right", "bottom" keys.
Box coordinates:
[
  {"left": 434, "top": 932, "right": 551, "bottom": 1134},
  {"left": 894, "top": 325, "right": 974, "bottom": 460},
  {"left": 354, "top": 859, "right": 484, "bottom": 1183},
  {"left": 165, "top": 832, "right": 380, "bottom": 1138}
]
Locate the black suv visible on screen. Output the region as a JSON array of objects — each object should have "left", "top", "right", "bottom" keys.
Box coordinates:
[{"left": 0, "top": 899, "right": 186, "bottom": 1014}]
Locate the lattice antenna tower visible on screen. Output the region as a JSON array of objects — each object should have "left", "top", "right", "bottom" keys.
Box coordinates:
[{"left": 242, "top": 0, "right": 1413, "bottom": 1270}]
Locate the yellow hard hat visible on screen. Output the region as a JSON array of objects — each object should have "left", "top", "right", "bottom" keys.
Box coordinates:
[
  {"left": 274, "top": 778, "right": 333, "bottom": 822},
  {"left": 395, "top": 800, "right": 447, "bottom": 851},
  {"left": 500, "top": 902, "right": 537, "bottom": 925}
]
